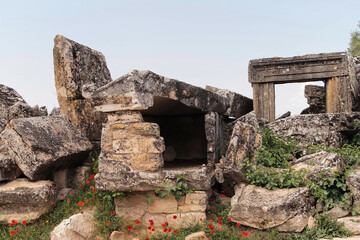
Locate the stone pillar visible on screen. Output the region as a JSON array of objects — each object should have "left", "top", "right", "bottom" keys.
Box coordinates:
[
  {"left": 326, "top": 77, "right": 351, "bottom": 113},
  {"left": 252, "top": 83, "right": 275, "bottom": 121}
]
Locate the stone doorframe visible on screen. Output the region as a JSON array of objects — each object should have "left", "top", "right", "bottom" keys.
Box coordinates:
[{"left": 248, "top": 52, "right": 356, "bottom": 121}]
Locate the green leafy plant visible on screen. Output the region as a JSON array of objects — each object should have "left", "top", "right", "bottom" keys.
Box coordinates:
[
  {"left": 242, "top": 158, "right": 307, "bottom": 190},
  {"left": 155, "top": 175, "right": 192, "bottom": 201},
  {"left": 293, "top": 214, "right": 351, "bottom": 240},
  {"left": 256, "top": 129, "right": 301, "bottom": 168},
  {"left": 306, "top": 170, "right": 352, "bottom": 211}
]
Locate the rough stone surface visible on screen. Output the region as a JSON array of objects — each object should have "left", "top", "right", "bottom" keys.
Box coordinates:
[
  {"left": 50, "top": 107, "right": 61, "bottom": 116},
  {"left": 109, "top": 231, "right": 138, "bottom": 240},
  {"left": 0, "top": 178, "right": 56, "bottom": 222},
  {"left": 185, "top": 231, "right": 206, "bottom": 240},
  {"left": 0, "top": 84, "right": 43, "bottom": 132},
  {"left": 301, "top": 85, "right": 326, "bottom": 114},
  {"left": 221, "top": 120, "right": 261, "bottom": 183},
  {"left": 0, "top": 116, "right": 93, "bottom": 180},
  {"left": 346, "top": 166, "right": 360, "bottom": 208},
  {"left": 0, "top": 144, "right": 22, "bottom": 181},
  {"left": 51, "top": 211, "right": 96, "bottom": 240},
  {"left": 266, "top": 113, "right": 360, "bottom": 149},
  {"left": 337, "top": 216, "right": 360, "bottom": 235},
  {"left": 205, "top": 85, "right": 253, "bottom": 118},
  {"left": 84, "top": 70, "right": 229, "bottom": 115},
  {"left": 228, "top": 184, "right": 314, "bottom": 231},
  {"left": 291, "top": 151, "right": 345, "bottom": 181},
  {"left": 325, "top": 206, "right": 349, "bottom": 219},
  {"left": 53, "top": 35, "right": 112, "bottom": 141},
  {"left": 115, "top": 191, "right": 208, "bottom": 228}
]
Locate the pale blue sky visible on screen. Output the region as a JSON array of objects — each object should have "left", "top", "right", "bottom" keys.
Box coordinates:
[{"left": 1, "top": 0, "right": 359, "bottom": 116}]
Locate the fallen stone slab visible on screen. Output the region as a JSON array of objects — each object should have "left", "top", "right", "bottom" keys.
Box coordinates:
[
  {"left": 266, "top": 113, "right": 360, "bottom": 149},
  {"left": 0, "top": 178, "right": 56, "bottom": 223},
  {"left": 51, "top": 211, "right": 96, "bottom": 240},
  {"left": 205, "top": 85, "right": 253, "bottom": 118},
  {"left": 53, "top": 35, "right": 112, "bottom": 141},
  {"left": 83, "top": 70, "right": 229, "bottom": 115},
  {"left": 228, "top": 184, "right": 314, "bottom": 231},
  {"left": 0, "top": 116, "right": 93, "bottom": 180},
  {"left": 291, "top": 151, "right": 345, "bottom": 182},
  {"left": 337, "top": 216, "right": 360, "bottom": 235},
  {"left": 0, "top": 84, "right": 43, "bottom": 132}
]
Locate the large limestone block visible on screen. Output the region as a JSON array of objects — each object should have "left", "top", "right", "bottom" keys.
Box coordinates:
[
  {"left": 84, "top": 70, "right": 229, "bottom": 114},
  {"left": 0, "top": 84, "right": 43, "bottom": 132},
  {"left": 346, "top": 166, "right": 360, "bottom": 208},
  {"left": 291, "top": 151, "right": 345, "bottom": 181},
  {"left": 266, "top": 113, "right": 360, "bottom": 148},
  {"left": 221, "top": 120, "right": 261, "bottom": 183},
  {"left": 228, "top": 184, "right": 314, "bottom": 231},
  {"left": 53, "top": 35, "right": 112, "bottom": 141},
  {"left": 205, "top": 85, "right": 253, "bottom": 118},
  {"left": 337, "top": 216, "right": 360, "bottom": 235},
  {"left": 51, "top": 211, "right": 96, "bottom": 240},
  {"left": 1, "top": 116, "right": 93, "bottom": 180},
  {"left": 0, "top": 178, "right": 56, "bottom": 222}
]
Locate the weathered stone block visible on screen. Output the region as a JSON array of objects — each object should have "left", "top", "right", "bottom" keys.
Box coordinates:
[
  {"left": 291, "top": 151, "right": 345, "bottom": 181},
  {"left": 0, "top": 84, "right": 43, "bottom": 133},
  {"left": 113, "top": 136, "right": 165, "bottom": 154},
  {"left": 185, "top": 191, "right": 208, "bottom": 206},
  {"left": 130, "top": 153, "right": 164, "bottom": 172},
  {"left": 53, "top": 35, "right": 112, "bottom": 141},
  {"left": 115, "top": 193, "right": 149, "bottom": 219},
  {"left": 0, "top": 116, "right": 93, "bottom": 180},
  {"left": 228, "top": 184, "right": 314, "bottom": 231},
  {"left": 149, "top": 195, "right": 178, "bottom": 214},
  {"left": 0, "top": 178, "right": 57, "bottom": 222},
  {"left": 337, "top": 216, "right": 360, "bottom": 235},
  {"left": 51, "top": 211, "right": 96, "bottom": 240},
  {"left": 266, "top": 112, "right": 360, "bottom": 149}
]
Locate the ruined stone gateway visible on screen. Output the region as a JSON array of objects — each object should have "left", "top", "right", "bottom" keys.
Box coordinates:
[{"left": 249, "top": 52, "right": 359, "bottom": 121}]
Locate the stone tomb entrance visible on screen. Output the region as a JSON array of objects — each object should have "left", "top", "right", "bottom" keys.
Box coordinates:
[
  {"left": 249, "top": 52, "right": 357, "bottom": 121},
  {"left": 141, "top": 96, "right": 208, "bottom": 169}
]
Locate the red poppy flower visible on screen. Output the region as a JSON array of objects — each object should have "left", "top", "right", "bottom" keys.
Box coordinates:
[
  {"left": 80, "top": 187, "right": 83, "bottom": 190},
  {"left": 22, "top": 220, "right": 27, "bottom": 225},
  {"left": 127, "top": 225, "right": 132, "bottom": 230},
  {"left": 10, "top": 231, "right": 15, "bottom": 236},
  {"left": 51, "top": 202, "right": 54, "bottom": 206},
  {"left": 86, "top": 181, "right": 90, "bottom": 184},
  {"left": 217, "top": 217, "right": 222, "bottom": 220},
  {"left": 163, "top": 228, "right": 167, "bottom": 232},
  {"left": 228, "top": 218, "right": 232, "bottom": 221},
  {"left": 135, "top": 220, "right": 140, "bottom": 224},
  {"left": 168, "top": 228, "right": 172, "bottom": 232},
  {"left": 219, "top": 222, "right": 222, "bottom": 225},
  {"left": 92, "top": 189, "right": 96, "bottom": 193},
  {"left": 148, "top": 226, "right": 152, "bottom": 230},
  {"left": 26, "top": 232, "right": 29, "bottom": 235},
  {"left": 61, "top": 194, "right": 64, "bottom": 198},
  {"left": 97, "top": 169, "right": 99, "bottom": 173},
  {"left": 107, "top": 221, "right": 110, "bottom": 226},
  {"left": 173, "top": 215, "right": 177, "bottom": 219},
  {"left": 110, "top": 211, "right": 115, "bottom": 215},
  {"left": 85, "top": 199, "right": 88, "bottom": 203},
  {"left": 78, "top": 201, "right": 85, "bottom": 207},
  {"left": 11, "top": 220, "right": 17, "bottom": 225},
  {"left": 200, "top": 218, "right": 203, "bottom": 221},
  {"left": 90, "top": 174, "right": 95, "bottom": 179},
  {"left": 68, "top": 199, "right": 71, "bottom": 203},
  {"left": 162, "top": 223, "right": 166, "bottom": 227},
  {"left": 221, "top": 194, "right": 225, "bottom": 198},
  {"left": 151, "top": 228, "right": 155, "bottom": 231},
  {"left": 208, "top": 225, "right": 214, "bottom": 229},
  {"left": 174, "top": 230, "right": 178, "bottom": 233},
  {"left": 201, "top": 237, "right": 205, "bottom": 239},
  {"left": 237, "top": 223, "right": 241, "bottom": 226},
  {"left": 70, "top": 192, "right": 74, "bottom": 195}
]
